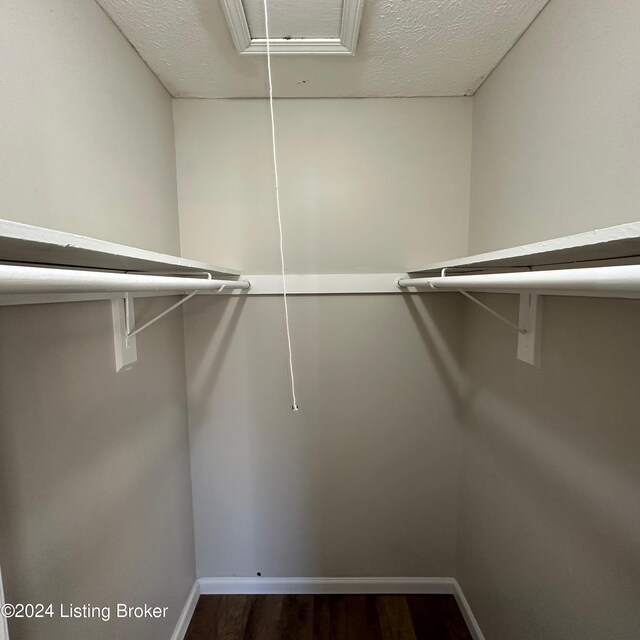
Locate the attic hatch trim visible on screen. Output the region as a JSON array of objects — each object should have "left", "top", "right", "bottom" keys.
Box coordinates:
[{"left": 220, "top": 0, "right": 364, "bottom": 55}]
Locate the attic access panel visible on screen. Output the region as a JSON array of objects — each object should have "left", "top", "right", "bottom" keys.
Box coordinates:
[{"left": 220, "top": 0, "right": 364, "bottom": 54}]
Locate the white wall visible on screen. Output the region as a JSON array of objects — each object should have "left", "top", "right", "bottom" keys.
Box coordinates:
[
  {"left": 175, "top": 97, "right": 472, "bottom": 579},
  {"left": 0, "top": 0, "right": 180, "bottom": 254},
  {"left": 469, "top": 0, "right": 640, "bottom": 254},
  {"left": 0, "top": 2, "right": 194, "bottom": 639},
  {"left": 461, "top": 1, "right": 640, "bottom": 637},
  {"left": 0, "top": 299, "right": 195, "bottom": 640},
  {"left": 458, "top": 295, "right": 640, "bottom": 640},
  {"left": 185, "top": 293, "right": 465, "bottom": 579},
  {"left": 174, "top": 98, "right": 472, "bottom": 273}
]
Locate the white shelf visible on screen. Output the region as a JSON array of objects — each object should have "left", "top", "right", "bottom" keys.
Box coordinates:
[
  {"left": 0, "top": 221, "right": 248, "bottom": 370},
  {"left": 0, "top": 219, "right": 240, "bottom": 278},
  {"left": 408, "top": 222, "right": 640, "bottom": 275}
]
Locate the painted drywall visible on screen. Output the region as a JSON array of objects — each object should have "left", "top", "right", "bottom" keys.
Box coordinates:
[
  {"left": 0, "top": 299, "right": 195, "bottom": 640},
  {"left": 0, "top": 0, "right": 180, "bottom": 254},
  {"left": 185, "top": 293, "right": 465, "bottom": 578},
  {"left": 174, "top": 98, "right": 472, "bottom": 273},
  {"left": 458, "top": 295, "right": 640, "bottom": 639},
  {"left": 469, "top": 0, "right": 640, "bottom": 253},
  {"left": 461, "top": 1, "right": 640, "bottom": 636},
  {"left": 176, "top": 96, "right": 470, "bottom": 579},
  {"left": 96, "top": 0, "right": 548, "bottom": 98},
  {"left": 0, "top": 1, "right": 194, "bottom": 639}
]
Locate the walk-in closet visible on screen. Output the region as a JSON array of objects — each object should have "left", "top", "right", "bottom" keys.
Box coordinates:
[{"left": 1, "top": 1, "right": 639, "bottom": 639}]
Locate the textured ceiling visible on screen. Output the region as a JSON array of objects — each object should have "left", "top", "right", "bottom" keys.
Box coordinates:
[{"left": 96, "top": 0, "right": 550, "bottom": 98}]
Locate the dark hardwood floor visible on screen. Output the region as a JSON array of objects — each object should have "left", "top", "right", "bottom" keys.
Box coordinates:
[{"left": 183, "top": 594, "right": 473, "bottom": 639}]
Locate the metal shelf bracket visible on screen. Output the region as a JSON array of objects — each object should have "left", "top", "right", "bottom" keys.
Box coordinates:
[
  {"left": 112, "top": 294, "right": 138, "bottom": 372},
  {"left": 458, "top": 290, "right": 542, "bottom": 368},
  {"left": 517, "top": 293, "right": 542, "bottom": 368},
  {"left": 111, "top": 284, "right": 228, "bottom": 372}
]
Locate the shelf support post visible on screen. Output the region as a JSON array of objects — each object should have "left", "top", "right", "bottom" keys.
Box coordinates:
[
  {"left": 112, "top": 294, "right": 138, "bottom": 372},
  {"left": 517, "top": 293, "right": 542, "bottom": 368}
]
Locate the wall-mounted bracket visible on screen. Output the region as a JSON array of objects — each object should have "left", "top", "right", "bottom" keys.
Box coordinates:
[
  {"left": 457, "top": 290, "right": 524, "bottom": 334},
  {"left": 457, "top": 290, "right": 542, "bottom": 368},
  {"left": 112, "top": 294, "right": 138, "bottom": 372},
  {"left": 517, "top": 293, "right": 542, "bottom": 368},
  {"left": 111, "top": 286, "right": 228, "bottom": 372},
  {"left": 126, "top": 290, "right": 200, "bottom": 340}
]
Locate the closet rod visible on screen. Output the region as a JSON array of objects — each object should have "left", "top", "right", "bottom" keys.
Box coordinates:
[
  {"left": 397, "top": 264, "right": 640, "bottom": 299},
  {"left": 0, "top": 265, "right": 250, "bottom": 295}
]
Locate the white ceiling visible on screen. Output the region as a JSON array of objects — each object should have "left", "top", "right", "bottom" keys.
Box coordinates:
[{"left": 96, "top": 0, "right": 550, "bottom": 98}]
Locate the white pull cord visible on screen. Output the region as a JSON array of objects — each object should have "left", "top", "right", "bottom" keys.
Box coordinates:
[{"left": 263, "top": 0, "right": 299, "bottom": 411}]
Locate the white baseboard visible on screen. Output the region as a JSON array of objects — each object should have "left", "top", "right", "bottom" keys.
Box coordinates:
[
  {"left": 452, "top": 579, "right": 486, "bottom": 640},
  {"left": 197, "top": 576, "right": 484, "bottom": 640},
  {"left": 198, "top": 576, "right": 456, "bottom": 595},
  {"left": 169, "top": 581, "right": 200, "bottom": 640}
]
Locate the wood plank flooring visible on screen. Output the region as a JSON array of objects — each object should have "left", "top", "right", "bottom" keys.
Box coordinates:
[{"left": 183, "top": 594, "right": 473, "bottom": 640}]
